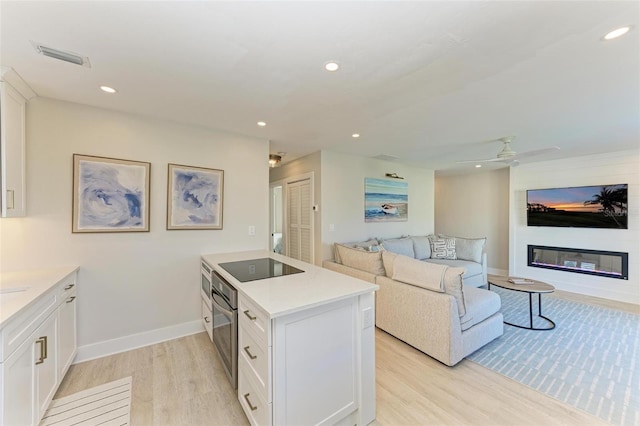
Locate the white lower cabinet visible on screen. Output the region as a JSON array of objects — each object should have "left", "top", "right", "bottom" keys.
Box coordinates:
[
  {"left": 202, "top": 299, "right": 213, "bottom": 342},
  {"left": 34, "top": 315, "right": 58, "bottom": 418},
  {"left": 0, "top": 269, "right": 78, "bottom": 426},
  {"left": 57, "top": 286, "right": 77, "bottom": 379},
  {"left": 2, "top": 332, "right": 36, "bottom": 426},
  {"left": 238, "top": 294, "right": 366, "bottom": 426}
]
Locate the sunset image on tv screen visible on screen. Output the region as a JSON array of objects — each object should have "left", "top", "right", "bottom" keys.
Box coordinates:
[{"left": 527, "top": 184, "right": 628, "bottom": 229}]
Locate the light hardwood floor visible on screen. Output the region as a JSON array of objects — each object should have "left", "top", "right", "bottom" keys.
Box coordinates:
[{"left": 57, "top": 291, "right": 633, "bottom": 425}]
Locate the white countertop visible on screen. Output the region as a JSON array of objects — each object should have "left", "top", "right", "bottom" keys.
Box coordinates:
[
  {"left": 0, "top": 266, "right": 79, "bottom": 327},
  {"left": 202, "top": 250, "right": 378, "bottom": 318}
]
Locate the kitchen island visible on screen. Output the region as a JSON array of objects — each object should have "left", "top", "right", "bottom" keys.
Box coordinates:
[{"left": 202, "top": 250, "right": 378, "bottom": 426}]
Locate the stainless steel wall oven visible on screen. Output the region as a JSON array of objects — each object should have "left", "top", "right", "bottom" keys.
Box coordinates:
[{"left": 211, "top": 270, "right": 238, "bottom": 389}]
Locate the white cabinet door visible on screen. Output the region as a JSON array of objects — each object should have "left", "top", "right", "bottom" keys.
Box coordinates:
[
  {"left": 1, "top": 336, "right": 36, "bottom": 426},
  {"left": 202, "top": 299, "right": 213, "bottom": 342},
  {"left": 272, "top": 298, "right": 358, "bottom": 426},
  {"left": 35, "top": 314, "right": 58, "bottom": 419},
  {"left": 57, "top": 291, "right": 77, "bottom": 378},
  {"left": 0, "top": 80, "right": 27, "bottom": 217}
]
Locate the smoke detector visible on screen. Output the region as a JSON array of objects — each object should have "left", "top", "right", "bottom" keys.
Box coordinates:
[{"left": 31, "top": 41, "right": 91, "bottom": 67}]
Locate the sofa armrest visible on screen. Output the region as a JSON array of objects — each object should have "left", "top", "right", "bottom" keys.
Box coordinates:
[
  {"left": 323, "top": 260, "right": 378, "bottom": 284},
  {"left": 374, "top": 276, "right": 463, "bottom": 366}
]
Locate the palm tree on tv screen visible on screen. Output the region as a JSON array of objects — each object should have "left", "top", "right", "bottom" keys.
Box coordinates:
[{"left": 583, "top": 186, "right": 627, "bottom": 227}]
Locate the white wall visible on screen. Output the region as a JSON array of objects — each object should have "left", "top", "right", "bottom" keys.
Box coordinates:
[
  {"left": 0, "top": 98, "right": 269, "bottom": 359},
  {"left": 321, "top": 150, "right": 435, "bottom": 261},
  {"left": 510, "top": 149, "right": 639, "bottom": 304},
  {"left": 435, "top": 168, "right": 510, "bottom": 274}
]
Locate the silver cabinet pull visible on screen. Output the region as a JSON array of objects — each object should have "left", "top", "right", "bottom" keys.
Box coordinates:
[
  {"left": 35, "top": 336, "right": 48, "bottom": 364},
  {"left": 66, "top": 296, "right": 76, "bottom": 303},
  {"left": 243, "top": 393, "right": 258, "bottom": 411},
  {"left": 244, "top": 346, "right": 257, "bottom": 360},
  {"left": 204, "top": 316, "right": 211, "bottom": 324},
  {"left": 64, "top": 284, "right": 75, "bottom": 290},
  {"left": 243, "top": 310, "right": 256, "bottom": 321}
]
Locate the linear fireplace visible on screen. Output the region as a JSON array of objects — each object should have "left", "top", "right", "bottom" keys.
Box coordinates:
[{"left": 528, "top": 245, "right": 628, "bottom": 280}]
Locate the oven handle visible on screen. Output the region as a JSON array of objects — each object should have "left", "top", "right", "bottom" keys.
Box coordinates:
[{"left": 211, "top": 291, "right": 234, "bottom": 316}]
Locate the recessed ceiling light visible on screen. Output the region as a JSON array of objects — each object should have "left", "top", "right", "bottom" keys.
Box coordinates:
[
  {"left": 352, "top": 133, "right": 360, "bottom": 138},
  {"left": 324, "top": 61, "right": 340, "bottom": 72},
  {"left": 100, "top": 86, "right": 117, "bottom": 94},
  {"left": 257, "top": 121, "right": 267, "bottom": 127},
  {"left": 475, "top": 164, "right": 482, "bottom": 168},
  {"left": 603, "top": 26, "right": 632, "bottom": 40}
]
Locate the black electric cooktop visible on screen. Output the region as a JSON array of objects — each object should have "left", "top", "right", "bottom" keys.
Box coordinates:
[{"left": 218, "top": 257, "right": 305, "bottom": 283}]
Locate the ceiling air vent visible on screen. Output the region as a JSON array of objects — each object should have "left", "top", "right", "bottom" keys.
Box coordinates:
[
  {"left": 31, "top": 41, "right": 91, "bottom": 67},
  {"left": 373, "top": 154, "right": 400, "bottom": 162}
]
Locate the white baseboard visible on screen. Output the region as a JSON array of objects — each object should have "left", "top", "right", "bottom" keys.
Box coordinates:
[{"left": 75, "top": 320, "right": 204, "bottom": 363}]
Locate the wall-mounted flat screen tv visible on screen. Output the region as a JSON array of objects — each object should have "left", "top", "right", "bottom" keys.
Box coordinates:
[{"left": 527, "top": 184, "right": 628, "bottom": 229}]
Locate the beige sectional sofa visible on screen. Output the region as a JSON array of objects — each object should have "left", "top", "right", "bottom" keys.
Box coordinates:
[{"left": 323, "top": 235, "right": 503, "bottom": 366}]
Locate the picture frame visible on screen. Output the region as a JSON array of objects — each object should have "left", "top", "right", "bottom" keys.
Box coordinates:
[
  {"left": 73, "top": 154, "right": 150, "bottom": 233},
  {"left": 364, "top": 177, "right": 408, "bottom": 223},
  {"left": 167, "top": 163, "right": 224, "bottom": 230}
]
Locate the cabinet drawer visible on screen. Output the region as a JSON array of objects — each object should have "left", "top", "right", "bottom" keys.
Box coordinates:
[
  {"left": 238, "top": 357, "right": 271, "bottom": 426},
  {"left": 57, "top": 273, "right": 77, "bottom": 300},
  {"left": 201, "top": 299, "right": 213, "bottom": 342},
  {"left": 239, "top": 324, "right": 271, "bottom": 402},
  {"left": 238, "top": 296, "right": 270, "bottom": 347}
]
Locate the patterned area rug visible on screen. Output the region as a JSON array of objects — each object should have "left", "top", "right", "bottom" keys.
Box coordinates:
[
  {"left": 467, "top": 287, "right": 639, "bottom": 425},
  {"left": 40, "top": 376, "right": 132, "bottom": 426}
]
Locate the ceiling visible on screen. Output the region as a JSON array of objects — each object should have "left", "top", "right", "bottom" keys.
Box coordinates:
[{"left": 1, "top": 1, "right": 639, "bottom": 174}]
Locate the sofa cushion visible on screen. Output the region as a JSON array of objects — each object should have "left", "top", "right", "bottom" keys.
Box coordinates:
[
  {"left": 460, "top": 286, "right": 501, "bottom": 331},
  {"left": 381, "top": 251, "right": 397, "bottom": 277},
  {"left": 334, "top": 239, "right": 378, "bottom": 263},
  {"left": 429, "top": 236, "right": 457, "bottom": 260},
  {"left": 424, "top": 258, "right": 483, "bottom": 278},
  {"left": 389, "top": 254, "right": 467, "bottom": 317},
  {"left": 411, "top": 236, "right": 432, "bottom": 260},
  {"left": 455, "top": 237, "right": 486, "bottom": 264},
  {"left": 392, "top": 254, "right": 447, "bottom": 292},
  {"left": 380, "top": 237, "right": 415, "bottom": 258},
  {"left": 334, "top": 244, "right": 385, "bottom": 275}
]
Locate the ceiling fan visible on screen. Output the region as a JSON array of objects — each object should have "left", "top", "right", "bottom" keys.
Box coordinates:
[{"left": 457, "top": 136, "right": 559, "bottom": 166}]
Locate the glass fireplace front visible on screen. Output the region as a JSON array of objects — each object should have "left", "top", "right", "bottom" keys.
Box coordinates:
[{"left": 528, "top": 245, "right": 628, "bottom": 280}]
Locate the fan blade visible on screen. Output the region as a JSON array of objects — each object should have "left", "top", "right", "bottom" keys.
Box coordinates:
[
  {"left": 508, "top": 146, "right": 560, "bottom": 160},
  {"left": 456, "top": 157, "right": 506, "bottom": 164}
]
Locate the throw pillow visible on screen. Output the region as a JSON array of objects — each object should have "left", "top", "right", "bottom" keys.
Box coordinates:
[
  {"left": 430, "top": 237, "right": 457, "bottom": 260},
  {"left": 380, "top": 237, "right": 415, "bottom": 258},
  {"left": 412, "top": 236, "right": 432, "bottom": 260},
  {"left": 392, "top": 255, "right": 447, "bottom": 293},
  {"left": 334, "top": 244, "right": 385, "bottom": 276},
  {"left": 442, "top": 267, "right": 466, "bottom": 317},
  {"left": 455, "top": 237, "right": 486, "bottom": 264}
]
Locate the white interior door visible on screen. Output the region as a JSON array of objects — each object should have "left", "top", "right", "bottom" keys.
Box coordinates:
[{"left": 286, "top": 177, "right": 313, "bottom": 263}]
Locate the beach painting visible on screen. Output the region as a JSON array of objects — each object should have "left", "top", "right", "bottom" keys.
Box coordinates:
[
  {"left": 73, "top": 154, "right": 150, "bottom": 233},
  {"left": 167, "top": 164, "right": 223, "bottom": 230},
  {"left": 364, "top": 177, "right": 408, "bottom": 223}
]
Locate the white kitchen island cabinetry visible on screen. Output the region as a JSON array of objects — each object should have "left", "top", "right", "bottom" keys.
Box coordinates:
[
  {"left": 0, "top": 267, "right": 79, "bottom": 426},
  {"left": 203, "top": 251, "right": 378, "bottom": 426}
]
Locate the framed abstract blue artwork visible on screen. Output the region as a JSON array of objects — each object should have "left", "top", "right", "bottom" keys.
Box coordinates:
[
  {"left": 73, "top": 154, "right": 150, "bottom": 233},
  {"left": 167, "top": 163, "right": 224, "bottom": 230}
]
